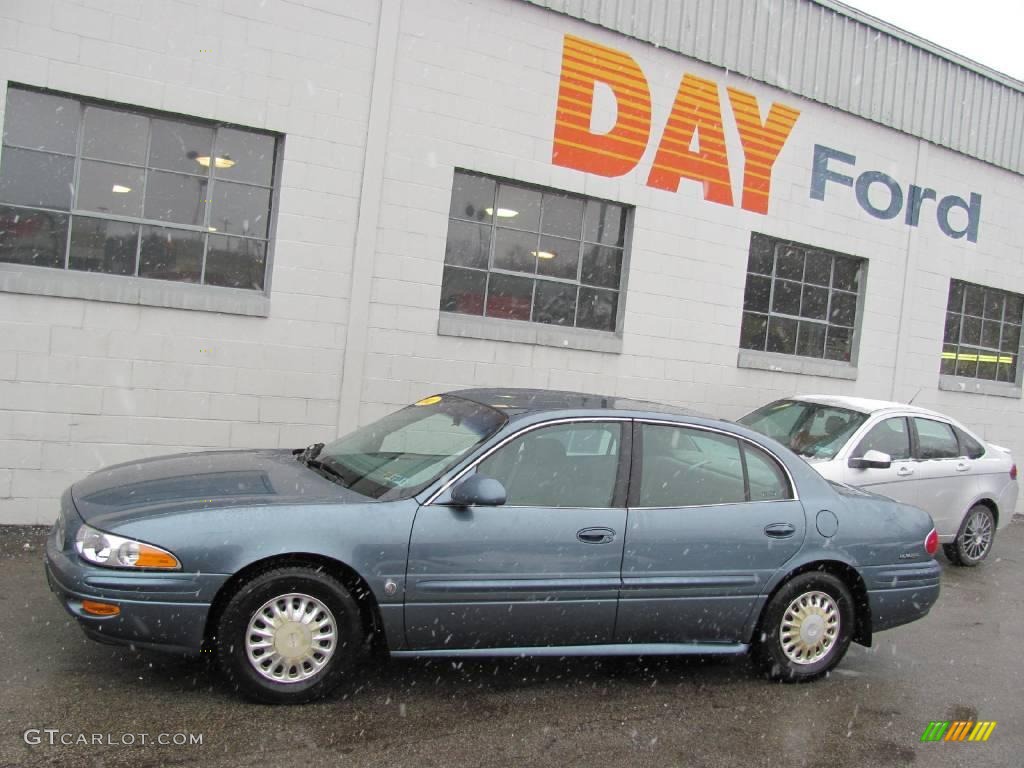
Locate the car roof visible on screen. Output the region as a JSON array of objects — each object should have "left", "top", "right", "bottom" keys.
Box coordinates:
[
  {"left": 449, "top": 388, "right": 706, "bottom": 419},
  {"left": 789, "top": 394, "right": 953, "bottom": 421}
]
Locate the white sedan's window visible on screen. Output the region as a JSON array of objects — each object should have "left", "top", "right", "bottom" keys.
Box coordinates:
[
  {"left": 853, "top": 417, "right": 911, "bottom": 460},
  {"left": 955, "top": 428, "right": 986, "bottom": 459},
  {"left": 913, "top": 418, "right": 960, "bottom": 460}
]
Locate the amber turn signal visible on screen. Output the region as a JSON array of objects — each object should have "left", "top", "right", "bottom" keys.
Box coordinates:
[
  {"left": 134, "top": 547, "right": 180, "bottom": 569},
  {"left": 82, "top": 600, "right": 121, "bottom": 616}
]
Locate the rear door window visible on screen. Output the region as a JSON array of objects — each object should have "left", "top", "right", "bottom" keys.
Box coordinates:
[
  {"left": 912, "top": 418, "right": 960, "bottom": 460},
  {"left": 852, "top": 417, "right": 911, "bottom": 460},
  {"left": 636, "top": 424, "right": 746, "bottom": 507}
]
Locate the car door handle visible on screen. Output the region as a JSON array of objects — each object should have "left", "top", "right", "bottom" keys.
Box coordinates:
[
  {"left": 764, "top": 523, "right": 796, "bottom": 538},
  {"left": 577, "top": 527, "right": 616, "bottom": 544},
  {"left": 896, "top": 466, "right": 914, "bottom": 476},
  {"left": 955, "top": 462, "right": 970, "bottom": 472}
]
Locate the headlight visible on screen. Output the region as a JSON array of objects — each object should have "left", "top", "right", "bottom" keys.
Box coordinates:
[{"left": 74, "top": 525, "right": 180, "bottom": 570}]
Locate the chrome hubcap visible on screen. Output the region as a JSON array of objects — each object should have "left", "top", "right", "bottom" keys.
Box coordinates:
[
  {"left": 962, "top": 509, "right": 994, "bottom": 561},
  {"left": 780, "top": 590, "right": 839, "bottom": 665},
  {"left": 245, "top": 593, "right": 336, "bottom": 684}
]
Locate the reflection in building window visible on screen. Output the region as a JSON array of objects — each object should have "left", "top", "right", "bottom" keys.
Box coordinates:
[
  {"left": 740, "top": 233, "right": 866, "bottom": 363},
  {"left": 0, "top": 85, "right": 279, "bottom": 291},
  {"left": 440, "top": 170, "right": 631, "bottom": 332},
  {"left": 942, "top": 279, "right": 1023, "bottom": 383}
]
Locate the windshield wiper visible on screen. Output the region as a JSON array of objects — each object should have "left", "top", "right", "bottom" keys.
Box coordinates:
[
  {"left": 296, "top": 443, "right": 353, "bottom": 487},
  {"left": 296, "top": 442, "right": 324, "bottom": 463},
  {"left": 302, "top": 456, "right": 354, "bottom": 488}
]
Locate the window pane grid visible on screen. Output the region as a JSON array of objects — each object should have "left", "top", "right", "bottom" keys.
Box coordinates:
[
  {"left": 942, "top": 279, "right": 1023, "bottom": 382},
  {"left": 741, "top": 233, "right": 864, "bottom": 362},
  {"left": 441, "top": 170, "right": 628, "bottom": 332},
  {"left": 0, "top": 86, "right": 277, "bottom": 292},
  {"left": 1, "top": 142, "right": 77, "bottom": 158}
]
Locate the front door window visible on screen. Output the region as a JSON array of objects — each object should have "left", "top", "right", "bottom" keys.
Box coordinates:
[
  {"left": 477, "top": 421, "right": 623, "bottom": 507},
  {"left": 852, "top": 417, "right": 912, "bottom": 461},
  {"left": 845, "top": 416, "right": 917, "bottom": 506}
]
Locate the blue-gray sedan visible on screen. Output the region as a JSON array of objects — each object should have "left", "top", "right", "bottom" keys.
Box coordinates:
[{"left": 44, "top": 389, "right": 941, "bottom": 703}]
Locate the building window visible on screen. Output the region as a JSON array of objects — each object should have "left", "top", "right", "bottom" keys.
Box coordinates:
[
  {"left": 439, "top": 170, "right": 630, "bottom": 333},
  {"left": 942, "top": 279, "right": 1024, "bottom": 382},
  {"left": 739, "top": 233, "right": 865, "bottom": 363},
  {"left": 0, "top": 85, "right": 278, "bottom": 291}
]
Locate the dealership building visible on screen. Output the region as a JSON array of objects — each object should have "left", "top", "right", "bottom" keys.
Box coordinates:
[{"left": 2, "top": 0, "right": 1024, "bottom": 524}]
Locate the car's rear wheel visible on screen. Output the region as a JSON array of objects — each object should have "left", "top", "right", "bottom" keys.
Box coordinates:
[
  {"left": 754, "top": 572, "right": 854, "bottom": 682},
  {"left": 944, "top": 504, "right": 996, "bottom": 567},
  {"left": 216, "top": 567, "right": 364, "bottom": 704}
]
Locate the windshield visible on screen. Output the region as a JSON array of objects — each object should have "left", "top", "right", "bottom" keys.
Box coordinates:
[
  {"left": 313, "top": 395, "right": 507, "bottom": 500},
  {"left": 739, "top": 400, "right": 868, "bottom": 460}
]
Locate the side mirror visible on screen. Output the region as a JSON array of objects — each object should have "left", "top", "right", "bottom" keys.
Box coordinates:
[
  {"left": 449, "top": 474, "right": 507, "bottom": 507},
  {"left": 848, "top": 449, "right": 892, "bottom": 470}
]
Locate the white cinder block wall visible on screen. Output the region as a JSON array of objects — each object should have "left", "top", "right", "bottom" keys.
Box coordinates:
[
  {"left": 0, "top": 0, "right": 379, "bottom": 523},
  {"left": 2, "top": 0, "right": 1024, "bottom": 524}
]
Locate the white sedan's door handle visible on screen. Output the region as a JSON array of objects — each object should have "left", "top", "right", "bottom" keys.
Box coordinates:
[
  {"left": 955, "top": 462, "right": 970, "bottom": 472},
  {"left": 896, "top": 466, "right": 914, "bottom": 477}
]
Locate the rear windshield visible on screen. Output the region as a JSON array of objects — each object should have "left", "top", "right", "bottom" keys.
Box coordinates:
[
  {"left": 317, "top": 396, "right": 507, "bottom": 500},
  {"left": 739, "top": 400, "right": 868, "bottom": 460}
]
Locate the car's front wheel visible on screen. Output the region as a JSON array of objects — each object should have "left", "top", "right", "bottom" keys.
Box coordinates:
[
  {"left": 754, "top": 572, "right": 854, "bottom": 682},
  {"left": 216, "top": 567, "right": 364, "bottom": 704},
  {"left": 944, "top": 504, "right": 996, "bottom": 567}
]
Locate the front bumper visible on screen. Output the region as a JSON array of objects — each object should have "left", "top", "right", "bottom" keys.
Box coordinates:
[
  {"left": 44, "top": 526, "right": 229, "bottom": 655},
  {"left": 862, "top": 558, "right": 942, "bottom": 633}
]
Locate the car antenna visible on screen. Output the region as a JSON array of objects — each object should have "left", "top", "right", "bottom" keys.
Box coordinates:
[{"left": 907, "top": 386, "right": 923, "bottom": 405}]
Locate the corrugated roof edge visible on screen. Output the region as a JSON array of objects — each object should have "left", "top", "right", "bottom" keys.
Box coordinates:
[{"left": 814, "top": 0, "right": 1024, "bottom": 92}]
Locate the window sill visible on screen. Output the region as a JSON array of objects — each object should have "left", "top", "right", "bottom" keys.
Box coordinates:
[
  {"left": 0, "top": 262, "right": 270, "bottom": 317},
  {"left": 737, "top": 349, "right": 857, "bottom": 380},
  {"left": 938, "top": 374, "right": 1022, "bottom": 399},
  {"left": 437, "top": 312, "right": 623, "bottom": 354}
]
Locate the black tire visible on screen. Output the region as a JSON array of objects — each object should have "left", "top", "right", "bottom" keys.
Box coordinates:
[
  {"left": 216, "top": 566, "right": 364, "bottom": 704},
  {"left": 753, "top": 572, "right": 855, "bottom": 683},
  {"left": 944, "top": 504, "right": 996, "bottom": 567}
]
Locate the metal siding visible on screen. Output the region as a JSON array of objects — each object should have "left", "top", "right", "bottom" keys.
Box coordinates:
[
  {"left": 994, "top": 88, "right": 1010, "bottom": 167},
  {"left": 522, "top": 0, "right": 1024, "bottom": 176},
  {"left": 1012, "top": 98, "right": 1024, "bottom": 170}
]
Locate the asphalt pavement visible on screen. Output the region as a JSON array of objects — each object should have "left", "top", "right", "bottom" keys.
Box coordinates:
[{"left": 1, "top": 520, "right": 1022, "bottom": 768}]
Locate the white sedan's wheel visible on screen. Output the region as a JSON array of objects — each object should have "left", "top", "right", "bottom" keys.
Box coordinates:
[
  {"left": 945, "top": 504, "right": 996, "bottom": 567},
  {"left": 961, "top": 508, "right": 994, "bottom": 561}
]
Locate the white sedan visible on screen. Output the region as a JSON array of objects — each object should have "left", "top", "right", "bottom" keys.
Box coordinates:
[{"left": 739, "top": 395, "right": 1018, "bottom": 566}]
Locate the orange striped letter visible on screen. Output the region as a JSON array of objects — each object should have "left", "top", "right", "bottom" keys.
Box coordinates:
[
  {"left": 727, "top": 87, "right": 800, "bottom": 214},
  {"left": 647, "top": 74, "right": 733, "bottom": 206},
  {"left": 552, "top": 35, "right": 652, "bottom": 177}
]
